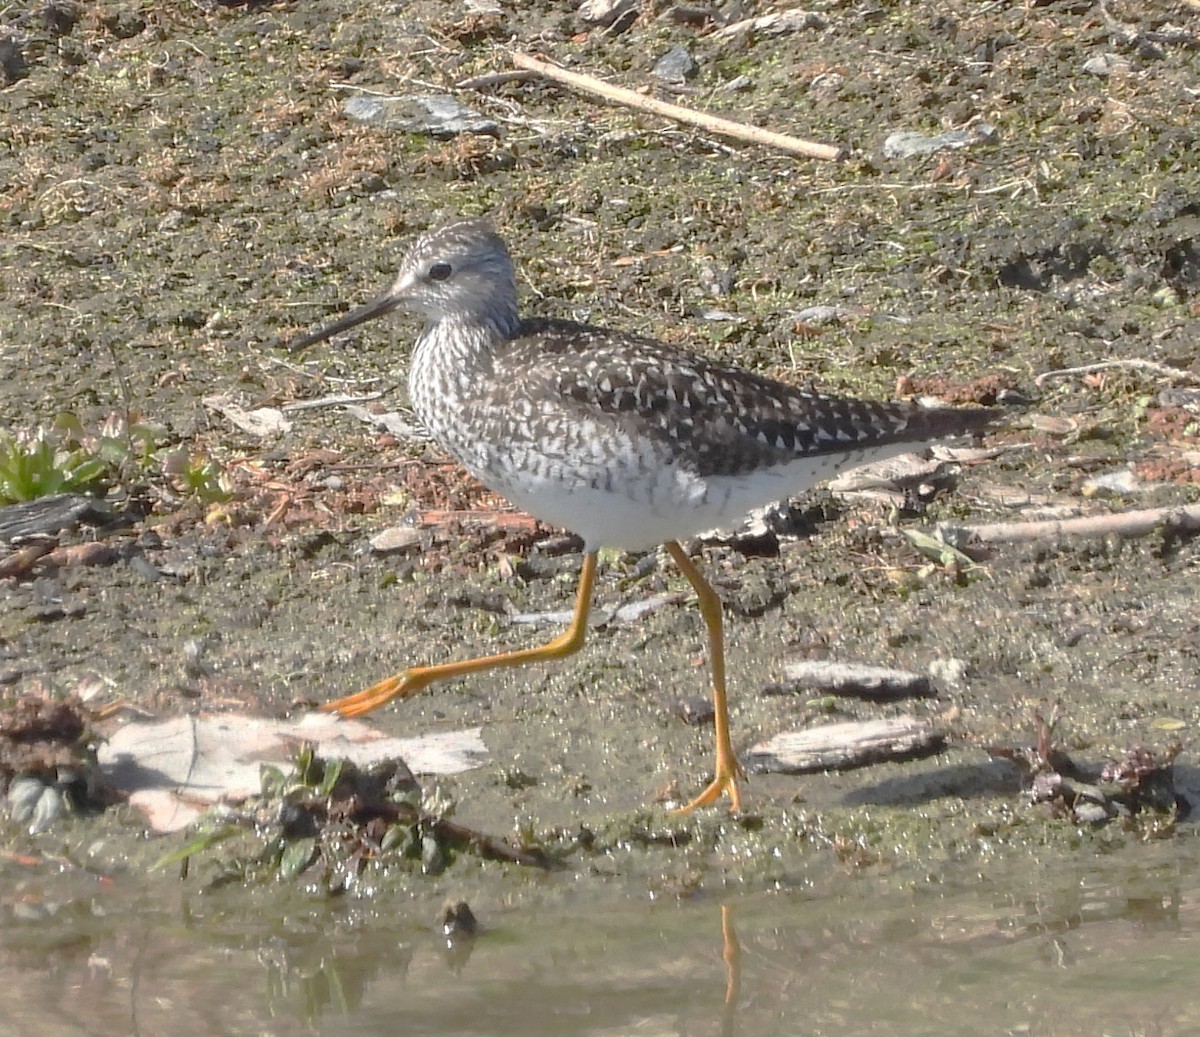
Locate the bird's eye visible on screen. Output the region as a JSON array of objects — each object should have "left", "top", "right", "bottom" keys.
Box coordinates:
[{"left": 427, "top": 262, "right": 452, "bottom": 282}]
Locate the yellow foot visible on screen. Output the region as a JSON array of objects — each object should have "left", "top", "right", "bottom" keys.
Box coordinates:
[
  {"left": 319, "top": 672, "right": 420, "bottom": 718},
  {"left": 674, "top": 757, "right": 746, "bottom": 814}
]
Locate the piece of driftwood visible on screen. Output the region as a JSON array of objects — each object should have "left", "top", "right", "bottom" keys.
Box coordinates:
[
  {"left": 511, "top": 51, "right": 844, "bottom": 161},
  {"left": 99, "top": 713, "right": 489, "bottom": 833},
  {"left": 0, "top": 538, "right": 57, "bottom": 578},
  {"left": 949, "top": 502, "right": 1200, "bottom": 545},
  {"left": 763, "top": 660, "right": 933, "bottom": 700},
  {"left": 0, "top": 493, "right": 113, "bottom": 541},
  {"left": 746, "top": 717, "right": 944, "bottom": 774}
]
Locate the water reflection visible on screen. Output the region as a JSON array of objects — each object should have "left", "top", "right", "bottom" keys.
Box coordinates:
[{"left": 2, "top": 847, "right": 1199, "bottom": 1036}]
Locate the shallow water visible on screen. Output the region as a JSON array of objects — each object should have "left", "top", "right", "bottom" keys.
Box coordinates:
[{"left": 4, "top": 833, "right": 1197, "bottom": 1037}]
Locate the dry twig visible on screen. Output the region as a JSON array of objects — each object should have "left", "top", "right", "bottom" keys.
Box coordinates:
[
  {"left": 456, "top": 70, "right": 535, "bottom": 91},
  {"left": 511, "top": 52, "right": 844, "bottom": 162},
  {"left": 951, "top": 503, "right": 1200, "bottom": 545},
  {"left": 1034, "top": 358, "right": 1200, "bottom": 388}
]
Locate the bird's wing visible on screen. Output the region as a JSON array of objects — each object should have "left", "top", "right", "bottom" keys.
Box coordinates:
[{"left": 487, "top": 319, "right": 982, "bottom": 479}]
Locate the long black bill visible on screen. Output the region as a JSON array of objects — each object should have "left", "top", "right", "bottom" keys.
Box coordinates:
[{"left": 287, "top": 290, "right": 402, "bottom": 352}]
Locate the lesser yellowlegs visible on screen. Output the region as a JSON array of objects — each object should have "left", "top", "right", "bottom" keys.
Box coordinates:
[{"left": 289, "top": 219, "right": 995, "bottom": 813}]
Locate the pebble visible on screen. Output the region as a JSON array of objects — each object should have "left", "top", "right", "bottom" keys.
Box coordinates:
[
  {"left": 437, "top": 899, "right": 478, "bottom": 938},
  {"left": 674, "top": 695, "right": 714, "bottom": 726},
  {"left": 928, "top": 657, "right": 969, "bottom": 689},
  {"left": 8, "top": 778, "right": 66, "bottom": 834},
  {"left": 1074, "top": 800, "right": 1111, "bottom": 825},
  {"left": 809, "top": 71, "right": 844, "bottom": 101},
  {"left": 421, "top": 834, "right": 446, "bottom": 876},
  {"left": 0, "top": 36, "right": 26, "bottom": 84},
  {"left": 369, "top": 526, "right": 421, "bottom": 553},
  {"left": 1158, "top": 387, "right": 1200, "bottom": 411},
  {"left": 1081, "top": 467, "right": 1143, "bottom": 498},
  {"left": 652, "top": 45, "right": 698, "bottom": 84},
  {"left": 343, "top": 95, "right": 499, "bottom": 139},
  {"left": 1082, "top": 53, "right": 1129, "bottom": 77},
  {"left": 577, "top": 0, "right": 637, "bottom": 29},
  {"left": 883, "top": 123, "right": 997, "bottom": 159}
]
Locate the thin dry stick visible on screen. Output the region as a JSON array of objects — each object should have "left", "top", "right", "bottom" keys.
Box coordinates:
[
  {"left": 954, "top": 503, "right": 1200, "bottom": 545},
  {"left": 1035, "top": 358, "right": 1200, "bottom": 388},
  {"left": 456, "top": 70, "right": 535, "bottom": 91},
  {"left": 512, "top": 51, "right": 844, "bottom": 162}
]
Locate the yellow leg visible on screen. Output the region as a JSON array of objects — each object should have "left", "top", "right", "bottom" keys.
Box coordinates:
[
  {"left": 664, "top": 541, "right": 746, "bottom": 813},
  {"left": 720, "top": 904, "right": 742, "bottom": 1032},
  {"left": 321, "top": 553, "right": 598, "bottom": 718}
]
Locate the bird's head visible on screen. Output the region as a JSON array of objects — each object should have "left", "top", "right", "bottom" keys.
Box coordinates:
[{"left": 288, "top": 218, "right": 519, "bottom": 352}]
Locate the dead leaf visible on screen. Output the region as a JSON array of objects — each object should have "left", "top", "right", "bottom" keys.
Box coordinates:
[{"left": 98, "top": 712, "right": 488, "bottom": 833}]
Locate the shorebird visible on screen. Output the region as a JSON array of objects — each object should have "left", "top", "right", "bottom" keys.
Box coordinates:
[{"left": 289, "top": 219, "right": 995, "bottom": 813}]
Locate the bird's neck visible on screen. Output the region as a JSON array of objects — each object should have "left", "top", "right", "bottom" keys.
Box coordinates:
[
  {"left": 409, "top": 317, "right": 511, "bottom": 429},
  {"left": 414, "top": 314, "right": 511, "bottom": 370}
]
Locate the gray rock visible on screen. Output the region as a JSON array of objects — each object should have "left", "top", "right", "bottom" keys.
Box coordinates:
[
  {"left": 1074, "top": 800, "right": 1112, "bottom": 825},
  {"left": 577, "top": 0, "right": 638, "bottom": 30},
  {"left": 343, "top": 94, "right": 500, "bottom": 139},
  {"left": 883, "top": 123, "right": 997, "bottom": 159},
  {"left": 652, "top": 44, "right": 698, "bottom": 84},
  {"left": 0, "top": 36, "right": 27, "bottom": 84},
  {"left": 1082, "top": 53, "right": 1129, "bottom": 77}
]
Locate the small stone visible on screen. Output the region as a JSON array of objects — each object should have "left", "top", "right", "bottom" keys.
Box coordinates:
[
  {"left": 1074, "top": 800, "right": 1111, "bottom": 825},
  {"left": 652, "top": 44, "right": 698, "bottom": 85},
  {"left": 1082, "top": 53, "right": 1128, "bottom": 77},
  {"left": 674, "top": 696, "right": 714, "bottom": 726},
  {"left": 809, "top": 71, "right": 844, "bottom": 101},
  {"left": 436, "top": 899, "right": 478, "bottom": 937},
  {"left": 1157, "top": 388, "right": 1200, "bottom": 410},
  {"left": 98, "top": 8, "right": 146, "bottom": 39},
  {"left": 1081, "top": 467, "right": 1143, "bottom": 498},
  {"left": 928, "top": 657, "right": 969, "bottom": 689},
  {"left": 0, "top": 37, "right": 27, "bottom": 84},
  {"left": 367, "top": 530, "right": 420, "bottom": 554},
  {"left": 577, "top": 0, "right": 637, "bottom": 29},
  {"left": 697, "top": 258, "right": 735, "bottom": 297},
  {"left": 883, "top": 123, "right": 997, "bottom": 159},
  {"left": 42, "top": 1, "right": 81, "bottom": 35},
  {"left": 8, "top": 777, "right": 47, "bottom": 823},
  {"left": 157, "top": 209, "right": 187, "bottom": 232},
  {"left": 343, "top": 95, "right": 499, "bottom": 139},
  {"left": 8, "top": 779, "right": 66, "bottom": 835},
  {"left": 127, "top": 554, "right": 163, "bottom": 582},
  {"left": 421, "top": 834, "right": 446, "bottom": 875}
]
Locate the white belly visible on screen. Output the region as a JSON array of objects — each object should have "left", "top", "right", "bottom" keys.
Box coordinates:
[{"left": 482, "top": 442, "right": 915, "bottom": 552}]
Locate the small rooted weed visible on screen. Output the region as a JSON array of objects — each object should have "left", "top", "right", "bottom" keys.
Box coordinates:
[
  {"left": 0, "top": 411, "right": 231, "bottom": 506},
  {"left": 0, "top": 425, "right": 109, "bottom": 504},
  {"left": 154, "top": 742, "right": 559, "bottom": 890}
]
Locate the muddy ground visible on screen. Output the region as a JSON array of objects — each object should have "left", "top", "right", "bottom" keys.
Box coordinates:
[{"left": 1, "top": 0, "right": 1199, "bottom": 893}]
